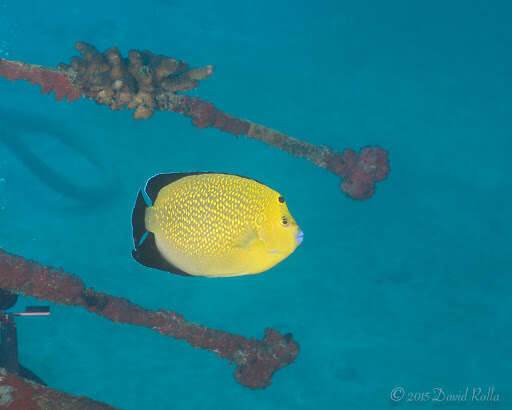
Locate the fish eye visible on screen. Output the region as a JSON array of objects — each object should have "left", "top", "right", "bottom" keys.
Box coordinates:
[
  {"left": 278, "top": 196, "right": 285, "bottom": 203},
  {"left": 280, "top": 216, "right": 288, "bottom": 226}
]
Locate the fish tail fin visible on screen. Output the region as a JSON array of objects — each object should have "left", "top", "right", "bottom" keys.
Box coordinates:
[
  {"left": 132, "top": 190, "right": 148, "bottom": 248},
  {"left": 131, "top": 183, "right": 192, "bottom": 277}
]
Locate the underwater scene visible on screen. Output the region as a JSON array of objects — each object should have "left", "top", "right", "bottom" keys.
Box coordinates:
[{"left": 0, "top": 0, "right": 510, "bottom": 408}]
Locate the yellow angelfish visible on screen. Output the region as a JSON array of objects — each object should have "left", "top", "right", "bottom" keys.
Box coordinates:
[{"left": 131, "top": 172, "right": 303, "bottom": 277}]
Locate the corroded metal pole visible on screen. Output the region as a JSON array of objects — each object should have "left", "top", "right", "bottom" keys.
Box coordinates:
[
  {"left": 0, "top": 42, "right": 390, "bottom": 200},
  {"left": 0, "top": 248, "right": 298, "bottom": 389},
  {"left": 0, "top": 368, "right": 119, "bottom": 409}
]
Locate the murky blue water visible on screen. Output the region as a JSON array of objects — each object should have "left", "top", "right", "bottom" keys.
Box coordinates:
[{"left": 0, "top": 1, "right": 510, "bottom": 408}]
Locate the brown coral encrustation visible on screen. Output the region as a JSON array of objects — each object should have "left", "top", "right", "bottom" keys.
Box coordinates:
[{"left": 60, "top": 41, "right": 214, "bottom": 120}]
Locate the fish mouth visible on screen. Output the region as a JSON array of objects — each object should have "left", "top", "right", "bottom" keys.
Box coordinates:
[{"left": 295, "top": 230, "right": 304, "bottom": 245}]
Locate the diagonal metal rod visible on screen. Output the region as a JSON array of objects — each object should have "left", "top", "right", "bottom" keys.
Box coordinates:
[
  {"left": 0, "top": 42, "right": 390, "bottom": 200},
  {"left": 0, "top": 248, "right": 299, "bottom": 389}
]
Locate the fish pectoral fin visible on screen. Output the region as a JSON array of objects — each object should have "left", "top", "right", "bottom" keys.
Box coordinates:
[{"left": 233, "top": 228, "right": 261, "bottom": 249}]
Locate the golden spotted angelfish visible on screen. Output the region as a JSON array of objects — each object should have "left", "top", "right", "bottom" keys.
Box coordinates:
[{"left": 131, "top": 172, "right": 303, "bottom": 277}]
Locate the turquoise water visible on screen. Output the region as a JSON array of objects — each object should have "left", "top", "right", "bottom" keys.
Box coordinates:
[{"left": 0, "top": 1, "right": 511, "bottom": 409}]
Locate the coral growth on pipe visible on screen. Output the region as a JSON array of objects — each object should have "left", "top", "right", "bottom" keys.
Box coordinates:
[
  {"left": 64, "top": 41, "right": 217, "bottom": 121},
  {"left": 0, "top": 368, "right": 118, "bottom": 409},
  {"left": 0, "top": 248, "right": 299, "bottom": 389},
  {"left": 0, "top": 42, "right": 390, "bottom": 199},
  {"left": 324, "top": 146, "right": 390, "bottom": 200}
]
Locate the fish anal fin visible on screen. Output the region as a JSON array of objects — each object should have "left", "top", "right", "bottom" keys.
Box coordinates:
[{"left": 132, "top": 232, "right": 192, "bottom": 277}]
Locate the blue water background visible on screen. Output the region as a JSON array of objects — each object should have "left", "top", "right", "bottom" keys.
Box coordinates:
[{"left": 0, "top": 1, "right": 510, "bottom": 408}]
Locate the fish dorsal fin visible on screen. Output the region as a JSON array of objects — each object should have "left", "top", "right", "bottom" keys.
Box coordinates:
[
  {"left": 144, "top": 172, "right": 209, "bottom": 204},
  {"left": 144, "top": 172, "right": 267, "bottom": 204}
]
